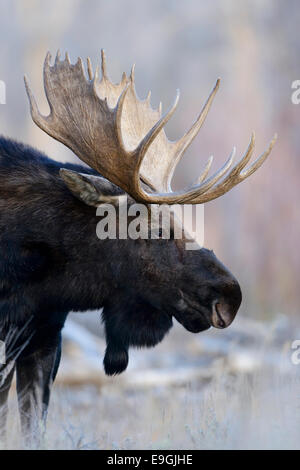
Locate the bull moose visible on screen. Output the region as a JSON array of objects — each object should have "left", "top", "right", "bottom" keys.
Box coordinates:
[{"left": 0, "top": 50, "right": 276, "bottom": 442}]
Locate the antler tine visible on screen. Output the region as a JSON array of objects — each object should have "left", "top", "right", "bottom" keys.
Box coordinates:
[
  {"left": 162, "top": 79, "right": 220, "bottom": 192},
  {"left": 134, "top": 90, "right": 180, "bottom": 179},
  {"left": 229, "top": 131, "right": 256, "bottom": 176},
  {"left": 101, "top": 49, "right": 108, "bottom": 80},
  {"left": 75, "top": 56, "right": 86, "bottom": 76},
  {"left": 92, "top": 63, "right": 99, "bottom": 84},
  {"left": 130, "top": 63, "right": 135, "bottom": 82},
  {"left": 24, "top": 75, "right": 41, "bottom": 124},
  {"left": 196, "top": 155, "right": 214, "bottom": 184},
  {"left": 87, "top": 57, "right": 93, "bottom": 80},
  {"left": 43, "top": 51, "right": 54, "bottom": 113},
  {"left": 24, "top": 52, "right": 54, "bottom": 133},
  {"left": 240, "top": 133, "right": 277, "bottom": 179},
  {"left": 115, "top": 83, "right": 131, "bottom": 150},
  {"left": 177, "top": 79, "right": 220, "bottom": 152},
  {"left": 55, "top": 49, "right": 61, "bottom": 66},
  {"left": 169, "top": 78, "right": 219, "bottom": 171},
  {"left": 65, "top": 51, "right": 71, "bottom": 64}
]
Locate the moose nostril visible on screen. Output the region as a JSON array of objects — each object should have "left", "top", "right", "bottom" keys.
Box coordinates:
[
  {"left": 211, "top": 300, "right": 234, "bottom": 329},
  {"left": 216, "top": 305, "right": 226, "bottom": 327}
]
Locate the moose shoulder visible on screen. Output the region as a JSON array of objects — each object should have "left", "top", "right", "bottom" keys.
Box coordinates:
[{"left": 0, "top": 50, "right": 276, "bottom": 441}]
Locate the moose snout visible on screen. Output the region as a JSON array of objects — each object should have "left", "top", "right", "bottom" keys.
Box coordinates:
[{"left": 211, "top": 300, "right": 236, "bottom": 328}]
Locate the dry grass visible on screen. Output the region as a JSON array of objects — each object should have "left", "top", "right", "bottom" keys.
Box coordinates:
[
  {"left": 2, "top": 314, "right": 299, "bottom": 450},
  {"left": 3, "top": 365, "right": 300, "bottom": 450}
]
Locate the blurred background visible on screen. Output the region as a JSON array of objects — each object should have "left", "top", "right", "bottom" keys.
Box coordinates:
[{"left": 1, "top": 0, "right": 300, "bottom": 449}]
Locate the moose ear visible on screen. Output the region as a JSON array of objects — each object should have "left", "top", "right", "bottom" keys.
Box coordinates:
[{"left": 59, "top": 169, "right": 123, "bottom": 207}]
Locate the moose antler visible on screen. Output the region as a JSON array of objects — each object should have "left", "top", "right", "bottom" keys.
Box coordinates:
[{"left": 24, "top": 50, "right": 277, "bottom": 204}]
